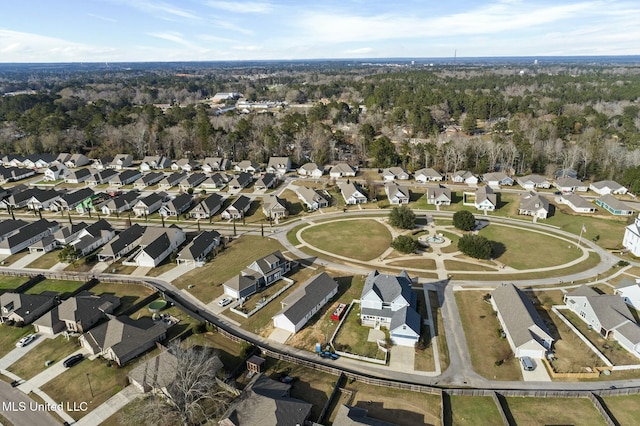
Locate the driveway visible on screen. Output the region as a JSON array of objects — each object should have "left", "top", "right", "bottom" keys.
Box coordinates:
[
  {"left": 389, "top": 346, "right": 415, "bottom": 373},
  {"left": 19, "top": 348, "right": 90, "bottom": 393},
  {"left": 75, "top": 385, "right": 140, "bottom": 426},
  {"left": 268, "top": 328, "right": 293, "bottom": 344},
  {"left": 0, "top": 333, "right": 49, "bottom": 370},
  {"left": 10, "top": 251, "right": 44, "bottom": 269},
  {"left": 521, "top": 358, "right": 552, "bottom": 382},
  {"left": 158, "top": 263, "right": 195, "bottom": 282}
]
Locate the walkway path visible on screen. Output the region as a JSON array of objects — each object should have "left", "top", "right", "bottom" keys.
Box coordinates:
[
  {"left": 74, "top": 386, "right": 140, "bottom": 426},
  {"left": 10, "top": 251, "right": 44, "bottom": 269}
]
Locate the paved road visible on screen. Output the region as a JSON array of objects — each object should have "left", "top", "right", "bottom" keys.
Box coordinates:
[{"left": 0, "top": 380, "right": 59, "bottom": 426}]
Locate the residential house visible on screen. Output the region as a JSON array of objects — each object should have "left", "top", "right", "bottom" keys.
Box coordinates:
[
  {"left": 25, "top": 154, "right": 56, "bottom": 169},
  {"left": 595, "top": 194, "right": 634, "bottom": 216},
  {"left": 159, "top": 193, "right": 193, "bottom": 217},
  {"left": 254, "top": 173, "right": 277, "bottom": 190},
  {"left": 558, "top": 193, "right": 595, "bottom": 214},
  {"left": 64, "top": 168, "right": 92, "bottom": 184},
  {"left": 133, "top": 172, "right": 164, "bottom": 189},
  {"left": 109, "top": 154, "right": 133, "bottom": 170},
  {"left": 380, "top": 167, "right": 410, "bottom": 181},
  {"left": 0, "top": 219, "right": 59, "bottom": 254},
  {"left": 218, "top": 373, "right": 312, "bottom": 426},
  {"left": 464, "top": 186, "right": 497, "bottom": 211},
  {"left": 333, "top": 405, "right": 397, "bottom": 426},
  {"left": 590, "top": 180, "right": 628, "bottom": 196},
  {"left": 91, "top": 156, "right": 113, "bottom": 170},
  {"left": 176, "top": 230, "right": 222, "bottom": 266},
  {"left": 564, "top": 286, "right": 640, "bottom": 359},
  {"left": 0, "top": 187, "right": 38, "bottom": 209},
  {"left": 414, "top": 168, "right": 443, "bottom": 183},
  {"left": 339, "top": 182, "right": 367, "bottom": 205},
  {"left": 329, "top": 163, "right": 356, "bottom": 178},
  {"left": 228, "top": 172, "right": 252, "bottom": 190},
  {"left": 272, "top": 272, "right": 338, "bottom": 333},
  {"left": 86, "top": 169, "right": 118, "bottom": 186},
  {"left": 262, "top": 195, "right": 288, "bottom": 219},
  {"left": 426, "top": 185, "right": 452, "bottom": 206},
  {"left": 0, "top": 292, "right": 56, "bottom": 325},
  {"left": 178, "top": 173, "right": 207, "bottom": 191},
  {"left": 296, "top": 187, "right": 330, "bottom": 211},
  {"left": 0, "top": 165, "right": 35, "bottom": 183},
  {"left": 56, "top": 153, "right": 72, "bottom": 164},
  {"left": 615, "top": 278, "right": 640, "bottom": 310},
  {"left": 53, "top": 222, "right": 89, "bottom": 246},
  {"left": 171, "top": 158, "right": 200, "bottom": 173},
  {"left": 79, "top": 316, "right": 167, "bottom": 366},
  {"left": 97, "top": 224, "right": 146, "bottom": 262},
  {"left": 0, "top": 219, "right": 27, "bottom": 242},
  {"left": 139, "top": 156, "right": 171, "bottom": 171},
  {"left": 190, "top": 194, "right": 224, "bottom": 219},
  {"left": 133, "top": 192, "right": 166, "bottom": 216},
  {"left": 482, "top": 172, "right": 514, "bottom": 187},
  {"left": 158, "top": 172, "right": 187, "bottom": 190},
  {"left": 517, "top": 174, "right": 551, "bottom": 190},
  {"left": 50, "top": 188, "right": 94, "bottom": 212},
  {"left": 99, "top": 191, "right": 139, "bottom": 215},
  {"left": 384, "top": 182, "right": 410, "bottom": 205},
  {"left": 297, "top": 163, "right": 323, "bottom": 178},
  {"left": 202, "top": 157, "right": 231, "bottom": 173},
  {"left": 33, "top": 293, "right": 120, "bottom": 335},
  {"left": 491, "top": 283, "right": 554, "bottom": 359},
  {"left": 2, "top": 155, "right": 26, "bottom": 168},
  {"left": 111, "top": 169, "right": 143, "bottom": 187},
  {"left": 69, "top": 219, "right": 115, "bottom": 257},
  {"left": 359, "top": 270, "right": 421, "bottom": 346},
  {"left": 26, "top": 189, "right": 61, "bottom": 211},
  {"left": 223, "top": 251, "right": 292, "bottom": 299},
  {"left": 200, "top": 173, "right": 228, "bottom": 191},
  {"left": 64, "top": 153, "right": 91, "bottom": 168},
  {"left": 554, "top": 177, "right": 588, "bottom": 193},
  {"left": 266, "top": 157, "right": 292, "bottom": 176},
  {"left": 623, "top": 213, "right": 640, "bottom": 256},
  {"left": 234, "top": 160, "right": 261, "bottom": 174},
  {"left": 132, "top": 226, "right": 186, "bottom": 267},
  {"left": 451, "top": 170, "right": 478, "bottom": 185},
  {"left": 221, "top": 195, "right": 252, "bottom": 220},
  {"left": 43, "top": 165, "right": 67, "bottom": 181},
  {"left": 518, "top": 191, "right": 551, "bottom": 219}
]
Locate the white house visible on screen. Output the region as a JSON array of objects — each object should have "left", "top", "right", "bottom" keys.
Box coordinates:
[
  {"left": 384, "top": 182, "right": 410, "bottom": 205},
  {"left": 359, "top": 270, "right": 421, "bottom": 346},
  {"left": 296, "top": 187, "right": 329, "bottom": 211},
  {"left": 272, "top": 272, "right": 338, "bottom": 334},
  {"left": 234, "top": 160, "right": 261, "bottom": 174},
  {"left": 329, "top": 163, "right": 356, "bottom": 178},
  {"left": 590, "top": 180, "right": 628, "bottom": 196},
  {"left": 558, "top": 193, "right": 595, "bottom": 214},
  {"left": 43, "top": 165, "right": 67, "bottom": 181},
  {"left": 623, "top": 213, "right": 640, "bottom": 256},
  {"left": 266, "top": 157, "right": 292, "bottom": 176},
  {"left": 414, "top": 168, "right": 443, "bottom": 183},
  {"left": 451, "top": 170, "right": 478, "bottom": 185},
  {"left": 297, "top": 163, "right": 323, "bottom": 178},
  {"left": 464, "top": 186, "right": 497, "bottom": 211},
  {"left": 615, "top": 278, "right": 640, "bottom": 311},
  {"left": 517, "top": 174, "right": 550, "bottom": 190},
  {"left": 339, "top": 182, "right": 367, "bottom": 205},
  {"left": 426, "top": 186, "right": 452, "bottom": 206},
  {"left": 554, "top": 177, "right": 588, "bottom": 193},
  {"left": 491, "top": 284, "right": 553, "bottom": 359},
  {"left": 482, "top": 172, "right": 514, "bottom": 187},
  {"left": 518, "top": 192, "right": 550, "bottom": 219},
  {"left": 380, "top": 167, "right": 409, "bottom": 181},
  {"left": 132, "top": 227, "right": 186, "bottom": 267}
]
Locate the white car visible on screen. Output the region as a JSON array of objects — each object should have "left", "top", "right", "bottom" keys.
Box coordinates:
[
  {"left": 218, "top": 297, "right": 232, "bottom": 307},
  {"left": 15, "top": 334, "right": 36, "bottom": 348}
]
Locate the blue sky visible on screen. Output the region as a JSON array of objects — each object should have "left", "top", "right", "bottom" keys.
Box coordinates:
[{"left": 1, "top": 0, "right": 639, "bottom": 62}]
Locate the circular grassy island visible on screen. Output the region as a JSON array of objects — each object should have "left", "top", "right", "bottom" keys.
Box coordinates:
[
  {"left": 148, "top": 300, "right": 168, "bottom": 313},
  {"left": 299, "top": 219, "right": 392, "bottom": 261}
]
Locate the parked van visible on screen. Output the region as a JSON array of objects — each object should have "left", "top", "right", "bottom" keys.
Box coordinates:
[
  {"left": 520, "top": 356, "right": 536, "bottom": 371},
  {"left": 63, "top": 354, "right": 84, "bottom": 368}
]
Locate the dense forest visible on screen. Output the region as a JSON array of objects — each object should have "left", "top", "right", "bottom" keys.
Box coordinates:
[{"left": 1, "top": 61, "right": 640, "bottom": 191}]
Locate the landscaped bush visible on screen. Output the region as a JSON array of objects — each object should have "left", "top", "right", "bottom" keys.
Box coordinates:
[
  {"left": 458, "top": 234, "right": 492, "bottom": 259},
  {"left": 453, "top": 210, "right": 476, "bottom": 231},
  {"left": 388, "top": 205, "right": 416, "bottom": 229},
  {"left": 391, "top": 235, "right": 417, "bottom": 253}
]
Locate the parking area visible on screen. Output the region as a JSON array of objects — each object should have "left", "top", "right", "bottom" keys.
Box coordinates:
[{"left": 521, "top": 358, "right": 552, "bottom": 382}]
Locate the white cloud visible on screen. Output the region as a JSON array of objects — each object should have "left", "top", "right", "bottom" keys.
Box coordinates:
[
  {"left": 206, "top": 1, "right": 273, "bottom": 14},
  {"left": 343, "top": 47, "right": 374, "bottom": 54},
  {"left": 0, "top": 29, "right": 115, "bottom": 61},
  {"left": 87, "top": 13, "right": 117, "bottom": 23},
  {"left": 147, "top": 31, "right": 207, "bottom": 52},
  {"left": 123, "top": 0, "right": 201, "bottom": 20},
  {"left": 232, "top": 45, "right": 261, "bottom": 51}
]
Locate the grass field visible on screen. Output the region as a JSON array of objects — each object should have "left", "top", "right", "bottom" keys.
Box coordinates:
[
  {"left": 479, "top": 224, "right": 583, "bottom": 269},
  {"left": 25, "top": 250, "right": 61, "bottom": 269},
  {"left": 1, "top": 251, "right": 32, "bottom": 266},
  {"left": 7, "top": 336, "right": 79, "bottom": 380},
  {"left": 449, "top": 395, "right": 502, "bottom": 425},
  {"left": 90, "top": 282, "right": 155, "bottom": 314},
  {"left": 602, "top": 394, "right": 640, "bottom": 426},
  {"left": 286, "top": 223, "right": 307, "bottom": 246},
  {"left": 25, "top": 279, "right": 84, "bottom": 298},
  {"left": 0, "top": 276, "right": 28, "bottom": 294},
  {"left": 173, "top": 235, "right": 285, "bottom": 303},
  {"left": 443, "top": 259, "right": 496, "bottom": 271},
  {"left": 454, "top": 291, "right": 522, "bottom": 381},
  {"left": 300, "top": 219, "right": 392, "bottom": 261},
  {"left": 504, "top": 396, "right": 607, "bottom": 426},
  {"left": 386, "top": 258, "right": 437, "bottom": 270},
  {"left": 184, "top": 332, "right": 246, "bottom": 373},
  {"left": 0, "top": 325, "right": 33, "bottom": 357},
  {"left": 333, "top": 303, "right": 387, "bottom": 360},
  {"left": 545, "top": 208, "right": 627, "bottom": 250}
]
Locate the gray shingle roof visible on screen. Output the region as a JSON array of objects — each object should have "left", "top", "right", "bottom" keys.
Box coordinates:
[
  {"left": 177, "top": 230, "right": 221, "bottom": 261},
  {"left": 276, "top": 272, "right": 338, "bottom": 325},
  {"left": 362, "top": 270, "right": 413, "bottom": 304}
]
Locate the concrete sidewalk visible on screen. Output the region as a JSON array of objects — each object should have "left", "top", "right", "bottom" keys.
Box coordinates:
[
  {"left": 75, "top": 385, "right": 140, "bottom": 426},
  {"left": 0, "top": 333, "right": 50, "bottom": 370},
  {"left": 10, "top": 251, "right": 44, "bottom": 269},
  {"left": 19, "top": 348, "right": 89, "bottom": 392},
  {"left": 158, "top": 263, "right": 195, "bottom": 282}
]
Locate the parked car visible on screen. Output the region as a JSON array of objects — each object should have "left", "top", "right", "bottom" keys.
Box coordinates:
[
  {"left": 280, "top": 375, "right": 295, "bottom": 384},
  {"left": 520, "top": 356, "right": 536, "bottom": 371},
  {"left": 63, "top": 354, "right": 84, "bottom": 368},
  {"left": 218, "top": 297, "right": 232, "bottom": 307},
  {"left": 319, "top": 351, "right": 339, "bottom": 360},
  {"left": 15, "top": 334, "right": 36, "bottom": 348}
]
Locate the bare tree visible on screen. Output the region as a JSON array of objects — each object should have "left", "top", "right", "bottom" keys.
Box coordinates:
[{"left": 127, "top": 343, "right": 231, "bottom": 426}]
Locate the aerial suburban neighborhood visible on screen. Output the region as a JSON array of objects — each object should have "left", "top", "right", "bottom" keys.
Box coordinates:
[{"left": 3, "top": 51, "right": 640, "bottom": 425}]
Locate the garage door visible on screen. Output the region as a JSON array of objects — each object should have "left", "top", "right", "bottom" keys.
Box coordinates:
[
  {"left": 517, "top": 348, "right": 544, "bottom": 359},
  {"left": 391, "top": 334, "right": 418, "bottom": 347}
]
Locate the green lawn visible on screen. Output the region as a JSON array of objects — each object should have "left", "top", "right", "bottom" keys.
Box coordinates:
[
  {"left": 25, "top": 279, "right": 85, "bottom": 298},
  {"left": 545, "top": 209, "right": 627, "bottom": 250},
  {"left": 7, "top": 336, "right": 80, "bottom": 380},
  {"left": 0, "top": 325, "right": 33, "bottom": 357},
  {"left": 1, "top": 251, "right": 32, "bottom": 266},
  {"left": 286, "top": 223, "right": 307, "bottom": 246},
  {"left": 184, "top": 332, "right": 245, "bottom": 373},
  {"left": 173, "top": 235, "right": 286, "bottom": 303},
  {"left": 300, "top": 219, "right": 392, "bottom": 261},
  {"left": 450, "top": 395, "right": 502, "bottom": 425},
  {"left": 504, "top": 397, "right": 606, "bottom": 426},
  {"left": 90, "top": 282, "right": 156, "bottom": 314},
  {"left": 443, "top": 259, "right": 496, "bottom": 271},
  {"left": 479, "top": 224, "right": 583, "bottom": 269},
  {"left": 333, "top": 303, "right": 387, "bottom": 361},
  {"left": 0, "top": 276, "right": 28, "bottom": 294},
  {"left": 602, "top": 394, "right": 640, "bottom": 426},
  {"left": 25, "top": 250, "right": 61, "bottom": 269},
  {"left": 454, "top": 291, "right": 522, "bottom": 381},
  {"left": 386, "top": 258, "right": 437, "bottom": 270}
]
